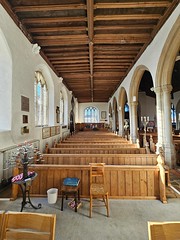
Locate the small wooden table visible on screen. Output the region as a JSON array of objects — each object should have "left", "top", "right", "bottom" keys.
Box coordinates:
[
  {"left": 61, "top": 178, "right": 80, "bottom": 212},
  {"left": 13, "top": 173, "right": 42, "bottom": 212}
]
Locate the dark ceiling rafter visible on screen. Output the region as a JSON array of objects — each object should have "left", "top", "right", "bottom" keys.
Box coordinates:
[{"left": 0, "top": 0, "right": 179, "bottom": 102}]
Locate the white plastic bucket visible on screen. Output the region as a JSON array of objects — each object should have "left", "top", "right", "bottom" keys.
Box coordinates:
[{"left": 47, "top": 188, "right": 58, "bottom": 204}]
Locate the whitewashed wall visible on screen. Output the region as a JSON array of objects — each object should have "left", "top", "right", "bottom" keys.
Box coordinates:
[
  {"left": 78, "top": 102, "right": 108, "bottom": 123},
  {"left": 0, "top": 5, "right": 72, "bottom": 150}
]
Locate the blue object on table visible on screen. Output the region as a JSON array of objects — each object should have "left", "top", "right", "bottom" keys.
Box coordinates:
[{"left": 63, "top": 177, "right": 80, "bottom": 186}]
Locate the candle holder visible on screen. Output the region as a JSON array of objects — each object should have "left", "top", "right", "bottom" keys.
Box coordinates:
[
  {"left": 12, "top": 142, "right": 36, "bottom": 179},
  {"left": 141, "top": 116, "right": 149, "bottom": 147}
]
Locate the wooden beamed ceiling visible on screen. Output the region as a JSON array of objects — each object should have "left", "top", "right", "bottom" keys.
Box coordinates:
[{"left": 1, "top": 0, "right": 179, "bottom": 102}]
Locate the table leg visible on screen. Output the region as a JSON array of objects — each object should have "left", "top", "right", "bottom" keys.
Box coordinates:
[
  {"left": 61, "top": 192, "right": 64, "bottom": 211},
  {"left": 19, "top": 183, "right": 42, "bottom": 212}
]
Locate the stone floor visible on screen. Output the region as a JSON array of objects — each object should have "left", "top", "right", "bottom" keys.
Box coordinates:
[{"left": 0, "top": 197, "right": 180, "bottom": 240}]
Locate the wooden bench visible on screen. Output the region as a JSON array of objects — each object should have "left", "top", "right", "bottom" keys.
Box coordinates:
[
  {"left": 56, "top": 143, "right": 138, "bottom": 148},
  {"left": 41, "top": 153, "right": 157, "bottom": 165},
  {"left": 63, "top": 139, "right": 129, "bottom": 143},
  {"left": 12, "top": 164, "right": 166, "bottom": 203},
  {"left": 48, "top": 147, "right": 146, "bottom": 154},
  {"left": 0, "top": 211, "right": 5, "bottom": 240}
]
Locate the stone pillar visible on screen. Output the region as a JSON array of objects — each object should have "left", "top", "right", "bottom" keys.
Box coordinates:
[
  {"left": 118, "top": 107, "right": 124, "bottom": 137},
  {"left": 162, "top": 84, "right": 175, "bottom": 167},
  {"left": 129, "top": 101, "right": 138, "bottom": 143},
  {"left": 112, "top": 110, "right": 116, "bottom": 132},
  {"left": 153, "top": 86, "right": 163, "bottom": 153}
]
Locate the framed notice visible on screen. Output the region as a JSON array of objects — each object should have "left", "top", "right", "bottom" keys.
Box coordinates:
[
  {"left": 56, "top": 126, "right": 60, "bottom": 135},
  {"left": 50, "top": 126, "right": 56, "bottom": 136},
  {"left": 101, "top": 111, "right": 107, "bottom": 119},
  {"left": 21, "top": 96, "right": 29, "bottom": 112},
  {"left": 42, "top": 127, "right": 50, "bottom": 139}
]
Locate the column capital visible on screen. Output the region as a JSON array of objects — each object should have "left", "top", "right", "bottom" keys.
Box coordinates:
[
  {"left": 162, "top": 84, "right": 173, "bottom": 93},
  {"left": 153, "top": 86, "right": 162, "bottom": 94},
  {"left": 129, "top": 101, "right": 138, "bottom": 107}
]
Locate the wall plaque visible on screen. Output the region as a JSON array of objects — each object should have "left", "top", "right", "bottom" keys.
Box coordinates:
[
  {"left": 55, "top": 126, "right": 60, "bottom": 135},
  {"left": 21, "top": 96, "right": 29, "bottom": 112},
  {"left": 50, "top": 126, "right": 56, "bottom": 136},
  {"left": 42, "top": 127, "right": 50, "bottom": 139},
  {"left": 22, "top": 115, "right": 28, "bottom": 124},
  {"left": 101, "top": 111, "right": 107, "bottom": 119}
]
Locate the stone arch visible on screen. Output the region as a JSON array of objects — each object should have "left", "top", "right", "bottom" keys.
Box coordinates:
[
  {"left": 35, "top": 64, "right": 55, "bottom": 125},
  {"left": 118, "top": 87, "right": 128, "bottom": 136},
  {"left": 129, "top": 65, "right": 154, "bottom": 143},
  {"left": 156, "top": 17, "right": 180, "bottom": 87},
  {"left": 0, "top": 29, "right": 12, "bottom": 130},
  {"left": 108, "top": 102, "right": 112, "bottom": 117},
  {"left": 112, "top": 97, "right": 118, "bottom": 132},
  {"left": 129, "top": 65, "right": 150, "bottom": 103},
  {"left": 155, "top": 16, "right": 180, "bottom": 167}
]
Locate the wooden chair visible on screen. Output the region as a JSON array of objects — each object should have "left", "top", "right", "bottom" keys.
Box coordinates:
[
  {"left": 89, "top": 163, "right": 110, "bottom": 218},
  {"left": 1, "top": 211, "right": 56, "bottom": 240},
  {"left": 148, "top": 221, "right": 180, "bottom": 240}
]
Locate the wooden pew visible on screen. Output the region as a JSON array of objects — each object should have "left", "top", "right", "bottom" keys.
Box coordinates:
[
  {"left": 41, "top": 153, "right": 157, "bottom": 165},
  {"left": 48, "top": 147, "right": 146, "bottom": 154},
  {"left": 56, "top": 143, "right": 138, "bottom": 148},
  {"left": 0, "top": 211, "right": 5, "bottom": 240},
  {"left": 63, "top": 139, "right": 129, "bottom": 143},
  {"left": 12, "top": 164, "right": 166, "bottom": 203}
]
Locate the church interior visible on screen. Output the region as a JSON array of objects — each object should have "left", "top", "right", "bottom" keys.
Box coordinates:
[{"left": 0, "top": 1, "right": 180, "bottom": 239}]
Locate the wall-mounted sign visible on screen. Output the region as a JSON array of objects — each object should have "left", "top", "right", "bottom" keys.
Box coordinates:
[
  {"left": 50, "top": 126, "right": 56, "bottom": 136},
  {"left": 21, "top": 96, "right": 29, "bottom": 112},
  {"left": 42, "top": 127, "right": 50, "bottom": 139},
  {"left": 22, "top": 115, "right": 28, "bottom": 124},
  {"left": 56, "top": 126, "right": 60, "bottom": 135},
  {"left": 101, "top": 111, "right": 107, "bottom": 119}
]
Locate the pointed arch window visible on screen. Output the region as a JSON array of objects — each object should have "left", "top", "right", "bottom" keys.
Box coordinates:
[
  {"left": 171, "top": 103, "right": 176, "bottom": 128},
  {"left": 84, "top": 107, "right": 99, "bottom": 123},
  {"left": 60, "top": 91, "right": 64, "bottom": 125},
  {"left": 34, "top": 71, "right": 48, "bottom": 126}
]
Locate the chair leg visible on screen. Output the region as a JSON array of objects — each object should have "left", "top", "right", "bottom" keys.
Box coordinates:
[
  {"left": 105, "top": 194, "right": 110, "bottom": 217},
  {"left": 89, "top": 195, "right": 92, "bottom": 218},
  {"left": 74, "top": 192, "right": 77, "bottom": 212}
]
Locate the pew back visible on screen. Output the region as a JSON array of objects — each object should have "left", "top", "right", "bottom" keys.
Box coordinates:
[
  {"left": 14, "top": 165, "right": 161, "bottom": 201},
  {"left": 42, "top": 153, "right": 157, "bottom": 165},
  {"left": 49, "top": 148, "right": 146, "bottom": 154},
  {"left": 56, "top": 143, "right": 138, "bottom": 148}
]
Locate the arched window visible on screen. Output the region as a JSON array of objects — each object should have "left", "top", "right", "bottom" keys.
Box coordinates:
[
  {"left": 84, "top": 107, "right": 99, "bottom": 123},
  {"left": 171, "top": 103, "right": 176, "bottom": 129},
  {"left": 34, "top": 71, "right": 48, "bottom": 126},
  {"left": 124, "top": 103, "right": 129, "bottom": 120},
  {"left": 60, "top": 91, "right": 64, "bottom": 125}
]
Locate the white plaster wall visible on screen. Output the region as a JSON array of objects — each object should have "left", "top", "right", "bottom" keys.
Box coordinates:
[
  {"left": 0, "top": 5, "right": 72, "bottom": 149},
  {"left": 78, "top": 102, "right": 108, "bottom": 123}
]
